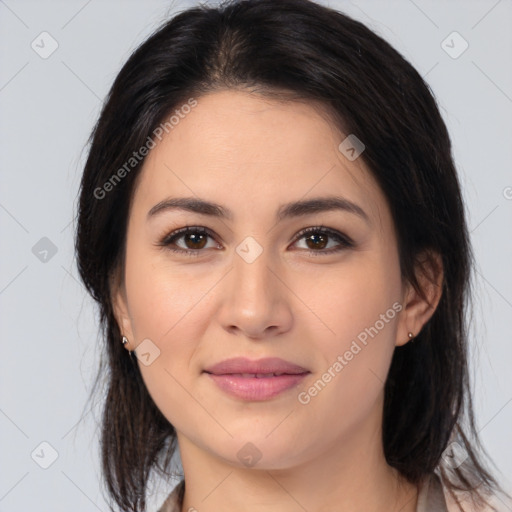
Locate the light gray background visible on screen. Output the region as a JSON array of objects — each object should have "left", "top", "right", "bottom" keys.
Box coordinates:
[{"left": 1, "top": 0, "right": 511, "bottom": 510}]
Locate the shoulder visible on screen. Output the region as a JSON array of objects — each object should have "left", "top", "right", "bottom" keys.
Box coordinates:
[
  {"left": 419, "top": 472, "right": 508, "bottom": 512},
  {"left": 442, "top": 483, "right": 511, "bottom": 512},
  {"left": 157, "top": 480, "right": 185, "bottom": 512}
]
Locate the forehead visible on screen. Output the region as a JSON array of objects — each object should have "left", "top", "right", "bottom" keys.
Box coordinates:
[{"left": 133, "top": 90, "right": 386, "bottom": 226}]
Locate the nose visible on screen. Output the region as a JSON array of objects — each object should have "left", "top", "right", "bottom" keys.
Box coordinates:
[{"left": 216, "top": 244, "right": 293, "bottom": 340}]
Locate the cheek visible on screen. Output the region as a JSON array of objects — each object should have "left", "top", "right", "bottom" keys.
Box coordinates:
[
  {"left": 123, "top": 258, "right": 210, "bottom": 429},
  {"left": 122, "top": 241, "right": 225, "bottom": 404},
  {"left": 296, "top": 253, "right": 401, "bottom": 351},
  {"left": 293, "top": 255, "right": 401, "bottom": 418},
  {"left": 124, "top": 241, "right": 211, "bottom": 341}
]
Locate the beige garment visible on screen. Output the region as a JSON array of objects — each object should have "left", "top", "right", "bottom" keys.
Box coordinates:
[{"left": 157, "top": 472, "right": 449, "bottom": 512}]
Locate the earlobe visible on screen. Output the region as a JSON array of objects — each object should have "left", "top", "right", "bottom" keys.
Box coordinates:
[
  {"left": 396, "top": 250, "right": 444, "bottom": 347},
  {"left": 110, "top": 274, "right": 135, "bottom": 352}
]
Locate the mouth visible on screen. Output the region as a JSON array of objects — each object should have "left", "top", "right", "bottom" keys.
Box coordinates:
[
  {"left": 203, "top": 357, "right": 310, "bottom": 401},
  {"left": 214, "top": 372, "right": 296, "bottom": 378}
]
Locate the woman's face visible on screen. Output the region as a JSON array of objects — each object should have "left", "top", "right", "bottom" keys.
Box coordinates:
[{"left": 114, "top": 89, "right": 422, "bottom": 470}]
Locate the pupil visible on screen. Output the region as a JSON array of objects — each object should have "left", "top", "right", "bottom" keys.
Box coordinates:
[
  {"left": 307, "top": 233, "right": 327, "bottom": 250},
  {"left": 186, "top": 233, "right": 207, "bottom": 249}
]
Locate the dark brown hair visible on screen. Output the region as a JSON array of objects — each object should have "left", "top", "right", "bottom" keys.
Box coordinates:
[{"left": 75, "top": 1, "right": 508, "bottom": 510}]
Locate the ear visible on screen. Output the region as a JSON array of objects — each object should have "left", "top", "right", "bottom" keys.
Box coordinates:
[
  {"left": 396, "top": 250, "right": 444, "bottom": 347},
  {"left": 110, "top": 269, "right": 135, "bottom": 353}
]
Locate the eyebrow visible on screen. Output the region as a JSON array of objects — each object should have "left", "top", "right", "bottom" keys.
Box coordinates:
[{"left": 147, "top": 195, "right": 370, "bottom": 225}]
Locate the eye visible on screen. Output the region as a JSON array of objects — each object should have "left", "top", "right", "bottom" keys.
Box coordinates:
[
  {"left": 292, "top": 226, "right": 354, "bottom": 255},
  {"left": 158, "top": 225, "right": 354, "bottom": 257},
  {"left": 158, "top": 226, "right": 221, "bottom": 256}
]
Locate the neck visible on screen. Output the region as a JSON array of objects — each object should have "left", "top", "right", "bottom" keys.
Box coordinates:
[{"left": 176, "top": 405, "right": 419, "bottom": 512}]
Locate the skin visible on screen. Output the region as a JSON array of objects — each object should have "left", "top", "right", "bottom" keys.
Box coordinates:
[{"left": 113, "top": 89, "right": 443, "bottom": 512}]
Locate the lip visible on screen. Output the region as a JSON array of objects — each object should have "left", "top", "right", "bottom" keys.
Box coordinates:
[
  {"left": 203, "top": 357, "right": 310, "bottom": 401},
  {"left": 204, "top": 357, "right": 309, "bottom": 375}
]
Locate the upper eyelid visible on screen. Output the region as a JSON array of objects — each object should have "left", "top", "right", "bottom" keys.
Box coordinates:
[{"left": 162, "top": 226, "right": 215, "bottom": 242}]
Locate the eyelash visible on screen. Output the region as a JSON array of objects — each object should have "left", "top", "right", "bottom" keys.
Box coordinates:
[{"left": 158, "top": 225, "right": 354, "bottom": 257}]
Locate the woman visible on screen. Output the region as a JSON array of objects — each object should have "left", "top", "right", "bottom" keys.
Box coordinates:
[{"left": 75, "top": 1, "right": 510, "bottom": 511}]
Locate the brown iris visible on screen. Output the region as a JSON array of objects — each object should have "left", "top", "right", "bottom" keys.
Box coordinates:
[
  {"left": 305, "top": 232, "right": 328, "bottom": 250},
  {"left": 184, "top": 232, "right": 208, "bottom": 250}
]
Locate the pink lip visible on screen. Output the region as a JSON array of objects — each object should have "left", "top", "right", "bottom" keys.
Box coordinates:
[{"left": 203, "top": 357, "right": 310, "bottom": 401}]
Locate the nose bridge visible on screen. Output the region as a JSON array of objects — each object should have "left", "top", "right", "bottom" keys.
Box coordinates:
[
  {"left": 218, "top": 236, "right": 292, "bottom": 337},
  {"left": 231, "top": 237, "right": 276, "bottom": 307}
]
